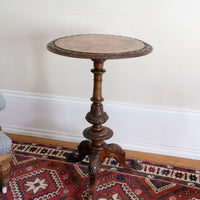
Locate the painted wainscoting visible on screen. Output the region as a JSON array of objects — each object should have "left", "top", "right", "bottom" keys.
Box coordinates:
[{"left": 0, "top": 90, "right": 200, "bottom": 160}]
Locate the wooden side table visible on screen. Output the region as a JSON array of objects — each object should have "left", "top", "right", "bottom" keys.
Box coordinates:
[{"left": 47, "top": 34, "right": 152, "bottom": 200}]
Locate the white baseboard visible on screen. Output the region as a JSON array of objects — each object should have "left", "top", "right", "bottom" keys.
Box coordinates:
[{"left": 0, "top": 90, "right": 200, "bottom": 161}]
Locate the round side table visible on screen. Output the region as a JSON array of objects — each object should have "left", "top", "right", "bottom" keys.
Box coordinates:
[{"left": 47, "top": 34, "right": 152, "bottom": 200}]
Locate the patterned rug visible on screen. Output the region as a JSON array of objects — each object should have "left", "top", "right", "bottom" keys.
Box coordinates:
[{"left": 0, "top": 140, "right": 200, "bottom": 200}]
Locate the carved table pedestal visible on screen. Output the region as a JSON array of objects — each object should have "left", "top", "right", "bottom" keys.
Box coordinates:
[{"left": 47, "top": 34, "right": 152, "bottom": 200}]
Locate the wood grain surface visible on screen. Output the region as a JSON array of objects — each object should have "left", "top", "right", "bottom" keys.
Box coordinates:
[{"left": 47, "top": 34, "right": 152, "bottom": 59}]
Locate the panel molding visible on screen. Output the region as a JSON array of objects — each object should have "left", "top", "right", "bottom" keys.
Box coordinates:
[{"left": 0, "top": 90, "right": 200, "bottom": 160}]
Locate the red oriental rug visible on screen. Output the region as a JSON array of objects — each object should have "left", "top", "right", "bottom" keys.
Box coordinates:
[{"left": 0, "top": 140, "right": 200, "bottom": 200}]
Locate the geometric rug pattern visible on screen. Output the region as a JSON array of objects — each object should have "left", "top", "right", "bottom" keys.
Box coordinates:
[{"left": 0, "top": 140, "right": 200, "bottom": 199}]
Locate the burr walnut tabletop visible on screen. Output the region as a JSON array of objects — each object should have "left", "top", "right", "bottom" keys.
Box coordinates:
[
  {"left": 47, "top": 34, "right": 152, "bottom": 59},
  {"left": 47, "top": 34, "right": 152, "bottom": 200}
]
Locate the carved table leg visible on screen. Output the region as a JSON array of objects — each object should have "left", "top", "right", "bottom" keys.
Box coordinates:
[
  {"left": 0, "top": 153, "right": 11, "bottom": 194},
  {"left": 66, "top": 140, "right": 91, "bottom": 163},
  {"left": 86, "top": 143, "right": 142, "bottom": 199},
  {"left": 106, "top": 143, "right": 142, "bottom": 170},
  {"left": 87, "top": 149, "right": 103, "bottom": 200}
]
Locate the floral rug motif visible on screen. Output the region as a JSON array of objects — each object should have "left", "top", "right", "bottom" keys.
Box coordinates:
[{"left": 0, "top": 140, "right": 200, "bottom": 200}]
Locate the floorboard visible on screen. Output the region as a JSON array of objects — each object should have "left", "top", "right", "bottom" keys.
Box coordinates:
[{"left": 7, "top": 133, "right": 200, "bottom": 169}]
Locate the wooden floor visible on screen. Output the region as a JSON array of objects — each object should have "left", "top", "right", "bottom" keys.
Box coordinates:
[{"left": 7, "top": 133, "right": 200, "bottom": 169}]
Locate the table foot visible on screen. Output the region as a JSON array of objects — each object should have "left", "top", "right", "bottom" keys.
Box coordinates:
[
  {"left": 106, "top": 143, "right": 143, "bottom": 170},
  {"left": 66, "top": 140, "right": 91, "bottom": 163}
]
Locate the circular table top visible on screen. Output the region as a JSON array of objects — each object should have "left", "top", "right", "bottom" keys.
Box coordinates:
[{"left": 47, "top": 34, "right": 152, "bottom": 60}]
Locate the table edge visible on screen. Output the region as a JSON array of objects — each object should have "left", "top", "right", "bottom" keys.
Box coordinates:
[{"left": 47, "top": 36, "right": 153, "bottom": 60}]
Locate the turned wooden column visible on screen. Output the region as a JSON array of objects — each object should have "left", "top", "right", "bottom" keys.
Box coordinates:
[
  {"left": 83, "top": 59, "right": 113, "bottom": 199},
  {"left": 84, "top": 59, "right": 112, "bottom": 146}
]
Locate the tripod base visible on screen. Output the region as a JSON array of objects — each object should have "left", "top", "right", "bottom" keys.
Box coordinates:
[{"left": 66, "top": 140, "right": 142, "bottom": 200}]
